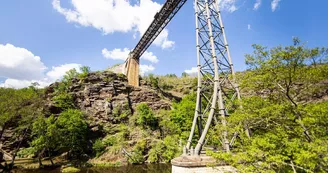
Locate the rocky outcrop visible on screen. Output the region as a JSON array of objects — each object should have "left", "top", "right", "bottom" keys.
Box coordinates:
[{"left": 45, "top": 71, "right": 172, "bottom": 127}]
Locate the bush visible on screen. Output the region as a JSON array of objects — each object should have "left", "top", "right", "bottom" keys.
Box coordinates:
[
  {"left": 129, "top": 140, "right": 147, "bottom": 164},
  {"left": 78, "top": 66, "right": 90, "bottom": 80},
  {"left": 53, "top": 93, "right": 75, "bottom": 110},
  {"left": 148, "top": 141, "right": 165, "bottom": 163},
  {"left": 135, "top": 103, "right": 158, "bottom": 130},
  {"left": 93, "top": 139, "right": 105, "bottom": 157},
  {"left": 162, "top": 135, "right": 180, "bottom": 162},
  {"left": 148, "top": 135, "right": 180, "bottom": 163}
]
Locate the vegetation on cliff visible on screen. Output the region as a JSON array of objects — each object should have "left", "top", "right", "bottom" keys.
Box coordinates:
[{"left": 0, "top": 39, "right": 327, "bottom": 172}]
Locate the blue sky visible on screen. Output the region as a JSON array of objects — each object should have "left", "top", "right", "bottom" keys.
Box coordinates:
[{"left": 0, "top": 0, "right": 327, "bottom": 88}]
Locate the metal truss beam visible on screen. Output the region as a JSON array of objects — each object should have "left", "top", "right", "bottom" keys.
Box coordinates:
[{"left": 130, "top": 0, "right": 187, "bottom": 60}]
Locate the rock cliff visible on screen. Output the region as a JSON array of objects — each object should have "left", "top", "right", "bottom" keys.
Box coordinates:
[{"left": 45, "top": 71, "right": 173, "bottom": 127}]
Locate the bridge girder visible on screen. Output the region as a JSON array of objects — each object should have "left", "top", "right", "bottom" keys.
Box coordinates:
[{"left": 125, "top": 0, "right": 187, "bottom": 87}]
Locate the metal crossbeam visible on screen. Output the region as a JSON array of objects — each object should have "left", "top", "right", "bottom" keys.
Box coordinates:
[{"left": 129, "top": 0, "right": 187, "bottom": 60}]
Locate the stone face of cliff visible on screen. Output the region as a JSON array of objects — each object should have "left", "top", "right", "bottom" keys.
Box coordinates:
[{"left": 45, "top": 71, "right": 172, "bottom": 127}]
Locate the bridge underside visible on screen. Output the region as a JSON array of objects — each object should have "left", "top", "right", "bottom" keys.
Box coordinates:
[{"left": 124, "top": 0, "right": 187, "bottom": 87}]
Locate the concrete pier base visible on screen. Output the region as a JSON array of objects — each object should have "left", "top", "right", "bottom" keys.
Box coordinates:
[{"left": 171, "top": 155, "right": 236, "bottom": 173}]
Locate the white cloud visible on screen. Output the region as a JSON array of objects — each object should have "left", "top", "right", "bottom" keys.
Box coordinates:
[
  {"left": 102, "top": 48, "right": 158, "bottom": 63},
  {"left": 0, "top": 43, "right": 82, "bottom": 89},
  {"left": 0, "top": 79, "right": 51, "bottom": 89},
  {"left": 140, "top": 64, "right": 155, "bottom": 76},
  {"left": 271, "top": 0, "right": 281, "bottom": 12},
  {"left": 102, "top": 48, "right": 130, "bottom": 61},
  {"left": 248, "top": 24, "right": 251, "bottom": 30},
  {"left": 218, "top": 0, "right": 238, "bottom": 13},
  {"left": 0, "top": 63, "right": 82, "bottom": 89},
  {"left": 0, "top": 44, "right": 47, "bottom": 80},
  {"left": 52, "top": 0, "right": 174, "bottom": 49},
  {"left": 46, "top": 64, "right": 81, "bottom": 81},
  {"left": 185, "top": 67, "right": 198, "bottom": 74},
  {"left": 253, "top": 0, "right": 262, "bottom": 10},
  {"left": 141, "top": 51, "right": 159, "bottom": 63}
]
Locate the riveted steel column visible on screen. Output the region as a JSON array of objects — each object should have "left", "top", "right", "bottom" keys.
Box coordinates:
[
  {"left": 194, "top": 0, "right": 220, "bottom": 155},
  {"left": 186, "top": 0, "right": 202, "bottom": 150}
]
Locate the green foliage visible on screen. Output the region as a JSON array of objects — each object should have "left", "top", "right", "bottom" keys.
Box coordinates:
[
  {"left": 242, "top": 38, "right": 328, "bottom": 104},
  {"left": 63, "top": 69, "right": 79, "bottom": 83},
  {"left": 143, "top": 73, "right": 196, "bottom": 94},
  {"left": 17, "top": 147, "right": 35, "bottom": 158},
  {"left": 170, "top": 93, "right": 196, "bottom": 133},
  {"left": 181, "top": 72, "right": 189, "bottom": 77},
  {"left": 148, "top": 135, "right": 181, "bottom": 163},
  {"left": 31, "top": 115, "right": 58, "bottom": 157},
  {"left": 148, "top": 141, "right": 165, "bottom": 163},
  {"left": 165, "top": 74, "right": 177, "bottom": 78},
  {"left": 162, "top": 136, "right": 180, "bottom": 162},
  {"left": 56, "top": 109, "right": 88, "bottom": 158},
  {"left": 210, "top": 39, "right": 328, "bottom": 172},
  {"left": 103, "top": 135, "right": 117, "bottom": 147},
  {"left": 93, "top": 139, "right": 105, "bottom": 157},
  {"left": 30, "top": 109, "right": 88, "bottom": 161},
  {"left": 78, "top": 66, "right": 91, "bottom": 80},
  {"left": 158, "top": 110, "right": 180, "bottom": 137},
  {"left": 135, "top": 103, "right": 158, "bottom": 130},
  {"left": 52, "top": 93, "right": 75, "bottom": 110},
  {"left": 146, "top": 74, "right": 159, "bottom": 88},
  {"left": 129, "top": 140, "right": 147, "bottom": 164},
  {"left": 112, "top": 101, "right": 131, "bottom": 122},
  {"left": 117, "top": 73, "right": 126, "bottom": 78}
]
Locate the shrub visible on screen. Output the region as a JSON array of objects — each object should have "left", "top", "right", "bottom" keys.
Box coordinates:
[
  {"left": 53, "top": 93, "right": 75, "bottom": 110},
  {"left": 78, "top": 66, "right": 90, "bottom": 80},
  {"left": 93, "top": 139, "right": 105, "bottom": 157},
  {"left": 129, "top": 140, "right": 147, "bottom": 164},
  {"left": 135, "top": 103, "right": 158, "bottom": 129}
]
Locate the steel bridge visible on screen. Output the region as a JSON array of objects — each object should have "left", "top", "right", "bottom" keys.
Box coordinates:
[{"left": 124, "top": 0, "right": 242, "bottom": 155}]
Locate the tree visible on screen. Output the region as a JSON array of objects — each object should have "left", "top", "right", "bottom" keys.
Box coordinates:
[
  {"left": 0, "top": 86, "right": 44, "bottom": 170},
  {"left": 243, "top": 38, "right": 327, "bottom": 141},
  {"left": 78, "top": 66, "right": 91, "bottom": 80},
  {"left": 170, "top": 93, "right": 196, "bottom": 135},
  {"left": 136, "top": 103, "right": 158, "bottom": 130},
  {"left": 181, "top": 72, "right": 189, "bottom": 77},
  {"left": 56, "top": 109, "right": 88, "bottom": 159},
  {"left": 30, "top": 109, "right": 89, "bottom": 165},
  {"left": 31, "top": 115, "right": 58, "bottom": 166},
  {"left": 211, "top": 39, "right": 328, "bottom": 172}
]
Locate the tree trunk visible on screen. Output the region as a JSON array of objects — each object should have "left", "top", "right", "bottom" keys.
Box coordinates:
[
  {"left": 48, "top": 149, "right": 54, "bottom": 166},
  {"left": 50, "top": 157, "right": 54, "bottom": 166},
  {"left": 10, "top": 128, "right": 29, "bottom": 167},
  {"left": 38, "top": 156, "right": 43, "bottom": 168},
  {"left": 38, "top": 148, "right": 45, "bottom": 168},
  {"left": 286, "top": 89, "right": 312, "bottom": 142},
  {"left": 0, "top": 124, "right": 6, "bottom": 143}
]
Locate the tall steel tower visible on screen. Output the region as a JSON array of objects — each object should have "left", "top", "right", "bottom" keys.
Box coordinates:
[
  {"left": 186, "top": 0, "right": 241, "bottom": 155},
  {"left": 123, "top": 0, "right": 242, "bottom": 156}
]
